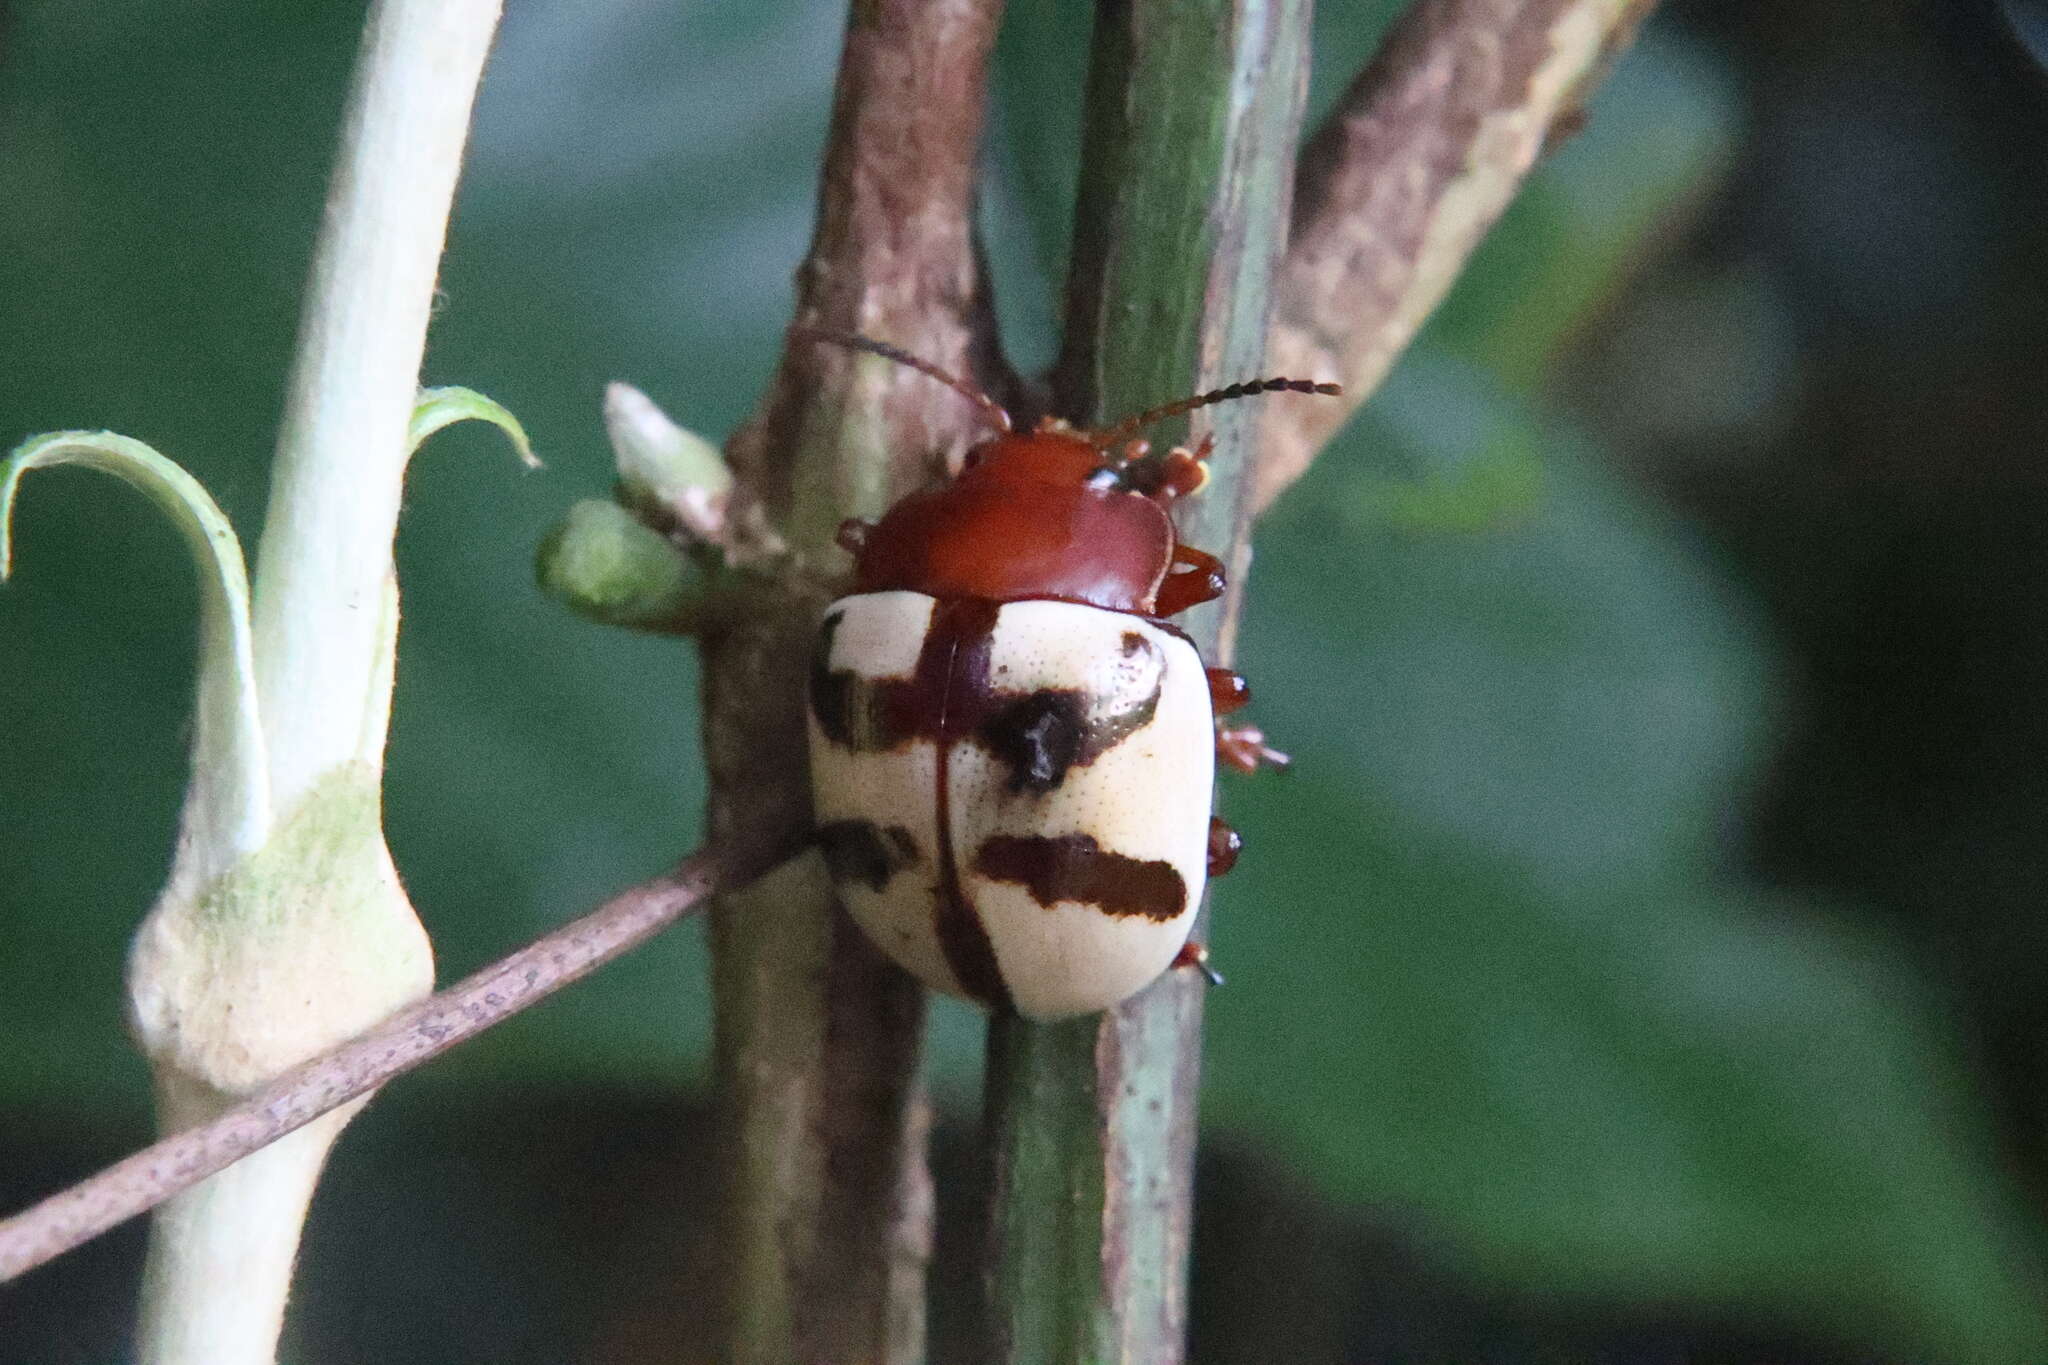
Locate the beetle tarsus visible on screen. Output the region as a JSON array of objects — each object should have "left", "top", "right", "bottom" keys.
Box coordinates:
[
  {"left": 1218, "top": 724, "right": 1288, "bottom": 775},
  {"left": 1207, "top": 816, "right": 1243, "bottom": 876},
  {"left": 1172, "top": 940, "right": 1225, "bottom": 987},
  {"left": 1206, "top": 667, "right": 1251, "bottom": 715}
]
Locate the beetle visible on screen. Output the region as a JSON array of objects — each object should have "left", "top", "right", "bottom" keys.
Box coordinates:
[{"left": 801, "top": 329, "right": 1338, "bottom": 1020}]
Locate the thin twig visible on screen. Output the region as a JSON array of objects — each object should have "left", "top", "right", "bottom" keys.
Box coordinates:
[
  {"left": 0, "top": 845, "right": 773, "bottom": 1284},
  {"left": 1255, "top": 0, "right": 1657, "bottom": 514}
]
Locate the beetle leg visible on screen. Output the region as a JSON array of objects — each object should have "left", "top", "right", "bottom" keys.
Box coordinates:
[
  {"left": 1150, "top": 433, "right": 1214, "bottom": 503},
  {"left": 1206, "top": 667, "right": 1251, "bottom": 715},
  {"left": 1217, "top": 724, "right": 1289, "bottom": 775},
  {"left": 1171, "top": 939, "right": 1225, "bottom": 987},
  {"left": 1207, "top": 816, "right": 1242, "bottom": 876},
  {"left": 1155, "top": 543, "right": 1227, "bottom": 616}
]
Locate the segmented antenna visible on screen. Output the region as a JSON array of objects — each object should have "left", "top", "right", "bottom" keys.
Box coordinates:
[
  {"left": 1093, "top": 376, "right": 1342, "bottom": 450},
  {"left": 791, "top": 327, "right": 1013, "bottom": 436}
]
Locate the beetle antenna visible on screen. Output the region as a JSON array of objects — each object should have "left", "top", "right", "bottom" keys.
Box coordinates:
[
  {"left": 792, "top": 327, "right": 1013, "bottom": 435},
  {"left": 1093, "top": 376, "right": 1342, "bottom": 450}
]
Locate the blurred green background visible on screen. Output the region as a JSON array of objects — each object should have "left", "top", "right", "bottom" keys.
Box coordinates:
[{"left": 6, "top": 0, "right": 2048, "bottom": 1360}]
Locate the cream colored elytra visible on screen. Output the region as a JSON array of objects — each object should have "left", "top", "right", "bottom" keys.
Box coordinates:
[{"left": 808, "top": 590, "right": 1214, "bottom": 1020}]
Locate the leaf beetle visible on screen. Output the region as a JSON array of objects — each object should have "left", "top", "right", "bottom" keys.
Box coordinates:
[{"left": 801, "top": 330, "right": 1337, "bottom": 1020}]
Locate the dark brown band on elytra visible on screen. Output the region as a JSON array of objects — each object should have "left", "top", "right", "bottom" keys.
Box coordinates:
[
  {"left": 810, "top": 607, "right": 945, "bottom": 752},
  {"left": 921, "top": 598, "right": 1011, "bottom": 1008},
  {"left": 811, "top": 597, "right": 1201, "bottom": 1004},
  {"left": 974, "top": 635, "right": 1161, "bottom": 795},
  {"left": 807, "top": 608, "right": 863, "bottom": 747},
  {"left": 811, "top": 602, "right": 1166, "bottom": 793},
  {"left": 972, "top": 833, "right": 1187, "bottom": 922}
]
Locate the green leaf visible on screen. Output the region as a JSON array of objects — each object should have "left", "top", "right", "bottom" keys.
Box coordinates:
[
  {"left": 1208, "top": 366, "right": 2048, "bottom": 1361},
  {"left": 1, "top": 432, "right": 270, "bottom": 888},
  {"left": 1206, "top": 771, "right": 2048, "bottom": 1365},
  {"left": 1258, "top": 354, "right": 1765, "bottom": 886},
  {"left": 2004, "top": 0, "right": 2048, "bottom": 73},
  {"left": 407, "top": 386, "right": 539, "bottom": 466}
]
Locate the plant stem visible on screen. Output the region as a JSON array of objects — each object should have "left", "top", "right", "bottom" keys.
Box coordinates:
[
  {"left": 1256, "top": 0, "right": 1657, "bottom": 513},
  {"left": 697, "top": 2, "right": 1008, "bottom": 1361},
  {"left": 134, "top": 1110, "right": 356, "bottom": 1365},
  {"left": 0, "top": 850, "right": 750, "bottom": 1285},
  {"left": 980, "top": 2, "right": 1310, "bottom": 1361},
  {"left": 134, "top": 3, "right": 502, "bottom": 1360},
  {"left": 249, "top": 0, "right": 502, "bottom": 809}
]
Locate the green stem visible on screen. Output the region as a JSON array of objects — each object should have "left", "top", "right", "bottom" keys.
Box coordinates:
[
  {"left": 132, "top": 3, "right": 503, "bottom": 1362},
  {"left": 249, "top": 0, "right": 503, "bottom": 811},
  {"left": 0, "top": 851, "right": 744, "bottom": 1285},
  {"left": 134, "top": 1107, "right": 359, "bottom": 1365},
  {"left": 981, "top": 2, "right": 1310, "bottom": 1360}
]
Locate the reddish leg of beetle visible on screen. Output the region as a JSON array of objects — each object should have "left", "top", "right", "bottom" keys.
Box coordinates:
[
  {"left": 1151, "top": 433, "right": 1214, "bottom": 503},
  {"left": 1218, "top": 724, "right": 1290, "bottom": 775},
  {"left": 1206, "top": 667, "right": 1251, "bottom": 716},
  {"left": 1207, "top": 815, "right": 1242, "bottom": 876},
  {"left": 1156, "top": 543, "right": 1227, "bottom": 616},
  {"left": 1172, "top": 939, "right": 1225, "bottom": 987}
]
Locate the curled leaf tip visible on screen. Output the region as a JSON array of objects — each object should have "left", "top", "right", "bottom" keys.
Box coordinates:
[
  {"left": 0, "top": 429, "right": 269, "bottom": 877},
  {"left": 409, "top": 386, "right": 540, "bottom": 467},
  {"left": 2, "top": 429, "right": 99, "bottom": 581}
]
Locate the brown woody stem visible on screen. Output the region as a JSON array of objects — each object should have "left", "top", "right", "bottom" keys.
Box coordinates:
[
  {"left": 1256, "top": 0, "right": 1657, "bottom": 514},
  {"left": 695, "top": 2, "right": 1009, "bottom": 1361}
]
